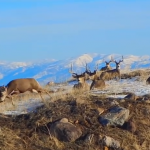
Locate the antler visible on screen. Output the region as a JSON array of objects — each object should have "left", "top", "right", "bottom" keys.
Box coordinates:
[
  {"left": 104, "top": 55, "right": 113, "bottom": 64},
  {"left": 110, "top": 55, "right": 114, "bottom": 62},
  {"left": 85, "top": 63, "right": 91, "bottom": 74},
  {"left": 112, "top": 55, "right": 124, "bottom": 64},
  {"left": 118, "top": 56, "right": 124, "bottom": 63},
  {"left": 110, "top": 55, "right": 116, "bottom": 63},
  {"left": 69, "top": 63, "right": 73, "bottom": 74},
  {"left": 94, "top": 63, "right": 99, "bottom": 71},
  {"left": 69, "top": 63, "right": 78, "bottom": 78}
]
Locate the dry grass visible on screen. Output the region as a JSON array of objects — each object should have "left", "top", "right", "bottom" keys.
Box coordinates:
[
  {"left": 0, "top": 92, "right": 150, "bottom": 150},
  {"left": 0, "top": 69, "right": 150, "bottom": 150},
  {"left": 121, "top": 68, "right": 150, "bottom": 81}
]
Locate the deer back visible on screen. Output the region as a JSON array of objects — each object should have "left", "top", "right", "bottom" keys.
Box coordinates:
[{"left": 90, "top": 79, "right": 105, "bottom": 90}]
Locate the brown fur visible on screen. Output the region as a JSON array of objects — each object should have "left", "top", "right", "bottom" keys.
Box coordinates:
[
  {"left": 100, "top": 69, "right": 120, "bottom": 81},
  {"left": 100, "top": 60, "right": 112, "bottom": 71},
  {"left": 90, "top": 79, "right": 105, "bottom": 90},
  {"left": 100, "top": 60, "right": 123, "bottom": 81},
  {"left": 6, "top": 78, "right": 43, "bottom": 94},
  {"left": 0, "top": 78, "right": 50, "bottom": 103},
  {"left": 72, "top": 73, "right": 89, "bottom": 90},
  {"left": 86, "top": 70, "right": 106, "bottom": 90}
]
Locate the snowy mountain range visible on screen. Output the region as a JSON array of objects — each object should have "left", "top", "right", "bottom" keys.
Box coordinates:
[{"left": 0, "top": 53, "right": 150, "bottom": 85}]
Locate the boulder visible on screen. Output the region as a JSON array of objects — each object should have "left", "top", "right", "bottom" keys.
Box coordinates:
[
  {"left": 146, "top": 77, "right": 150, "bottom": 84},
  {"left": 126, "top": 119, "right": 136, "bottom": 133},
  {"left": 102, "top": 136, "right": 120, "bottom": 149},
  {"left": 50, "top": 118, "right": 82, "bottom": 142},
  {"left": 99, "top": 106, "right": 129, "bottom": 126},
  {"left": 124, "top": 93, "right": 139, "bottom": 101}
]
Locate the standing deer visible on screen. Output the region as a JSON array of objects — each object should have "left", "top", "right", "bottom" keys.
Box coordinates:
[
  {"left": 86, "top": 68, "right": 106, "bottom": 90},
  {"left": 0, "top": 78, "right": 51, "bottom": 105},
  {"left": 100, "top": 56, "right": 123, "bottom": 81},
  {"left": 69, "top": 64, "right": 89, "bottom": 90}
]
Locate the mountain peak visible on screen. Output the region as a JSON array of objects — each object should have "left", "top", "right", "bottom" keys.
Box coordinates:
[{"left": 0, "top": 53, "right": 150, "bottom": 85}]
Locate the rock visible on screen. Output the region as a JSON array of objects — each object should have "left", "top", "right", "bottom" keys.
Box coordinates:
[
  {"left": 141, "top": 94, "right": 150, "bottom": 100},
  {"left": 124, "top": 93, "right": 138, "bottom": 101},
  {"left": 47, "top": 81, "right": 55, "bottom": 86},
  {"left": 102, "top": 136, "right": 120, "bottom": 149},
  {"left": 50, "top": 118, "right": 82, "bottom": 142},
  {"left": 99, "top": 106, "right": 129, "bottom": 126},
  {"left": 95, "top": 100, "right": 104, "bottom": 106},
  {"left": 126, "top": 119, "right": 136, "bottom": 133},
  {"left": 110, "top": 100, "right": 119, "bottom": 106},
  {"left": 59, "top": 118, "right": 68, "bottom": 123},
  {"left": 146, "top": 76, "right": 150, "bottom": 84},
  {"left": 84, "top": 133, "right": 94, "bottom": 144}
]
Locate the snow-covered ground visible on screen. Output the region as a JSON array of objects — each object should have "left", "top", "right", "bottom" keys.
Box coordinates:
[
  {"left": 0, "top": 53, "right": 150, "bottom": 115},
  {"left": 1, "top": 78, "right": 150, "bottom": 116},
  {"left": 90, "top": 78, "right": 150, "bottom": 96}
]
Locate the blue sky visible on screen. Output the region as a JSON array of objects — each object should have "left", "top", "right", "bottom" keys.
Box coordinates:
[{"left": 0, "top": 0, "right": 150, "bottom": 62}]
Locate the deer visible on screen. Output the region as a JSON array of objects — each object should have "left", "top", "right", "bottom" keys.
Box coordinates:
[
  {"left": 100, "top": 57, "right": 113, "bottom": 71},
  {"left": 0, "top": 78, "right": 51, "bottom": 105},
  {"left": 100, "top": 56, "right": 124, "bottom": 81},
  {"left": 85, "top": 67, "right": 106, "bottom": 90},
  {"left": 69, "top": 64, "right": 89, "bottom": 90}
]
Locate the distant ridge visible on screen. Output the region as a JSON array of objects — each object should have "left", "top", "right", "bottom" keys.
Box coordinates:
[{"left": 0, "top": 53, "right": 150, "bottom": 85}]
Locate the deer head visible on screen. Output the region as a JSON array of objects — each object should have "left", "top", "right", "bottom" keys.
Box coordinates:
[
  {"left": 100, "top": 56, "right": 113, "bottom": 71},
  {"left": 105, "top": 57, "right": 113, "bottom": 68},
  {"left": 113, "top": 56, "right": 123, "bottom": 69},
  {"left": 69, "top": 63, "right": 87, "bottom": 82},
  {"left": 85, "top": 64, "right": 100, "bottom": 80}
]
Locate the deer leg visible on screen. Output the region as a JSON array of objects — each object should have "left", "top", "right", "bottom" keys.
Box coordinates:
[
  {"left": 32, "top": 89, "right": 46, "bottom": 102},
  {"left": 6, "top": 95, "right": 14, "bottom": 106},
  {"left": 90, "top": 82, "right": 94, "bottom": 90},
  {"left": 45, "top": 90, "right": 51, "bottom": 98},
  {"left": 39, "top": 92, "right": 46, "bottom": 102},
  {"left": 32, "top": 89, "right": 38, "bottom": 93},
  {"left": 117, "top": 74, "right": 121, "bottom": 81},
  {"left": 40, "top": 89, "right": 51, "bottom": 98},
  {"left": 11, "top": 96, "right": 14, "bottom": 106},
  {"left": 8, "top": 90, "right": 20, "bottom": 105}
]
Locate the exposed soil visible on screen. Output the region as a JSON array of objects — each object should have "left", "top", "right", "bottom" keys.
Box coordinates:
[{"left": 0, "top": 89, "right": 150, "bottom": 150}]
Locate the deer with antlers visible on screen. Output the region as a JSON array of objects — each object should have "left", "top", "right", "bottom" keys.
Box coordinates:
[
  {"left": 85, "top": 68, "right": 106, "bottom": 90},
  {"left": 100, "top": 57, "right": 113, "bottom": 71},
  {"left": 69, "top": 64, "right": 89, "bottom": 90},
  {"left": 100, "top": 56, "right": 124, "bottom": 81}
]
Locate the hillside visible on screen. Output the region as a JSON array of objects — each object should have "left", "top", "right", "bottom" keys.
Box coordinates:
[{"left": 0, "top": 53, "right": 150, "bottom": 149}]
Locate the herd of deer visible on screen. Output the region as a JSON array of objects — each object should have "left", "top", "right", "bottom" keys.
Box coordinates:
[
  {"left": 0, "top": 55, "right": 150, "bottom": 105},
  {"left": 69, "top": 56, "right": 124, "bottom": 90}
]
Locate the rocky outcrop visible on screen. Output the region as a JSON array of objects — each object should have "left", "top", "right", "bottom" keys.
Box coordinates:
[
  {"left": 50, "top": 118, "right": 82, "bottom": 142},
  {"left": 99, "top": 106, "right": 129, "bottom": 126}
]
